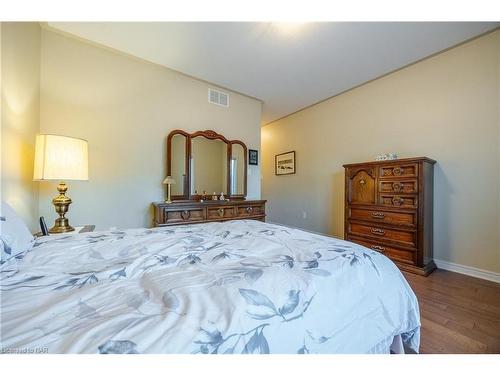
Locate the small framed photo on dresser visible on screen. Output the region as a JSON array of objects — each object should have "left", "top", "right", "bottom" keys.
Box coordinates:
[
  {"left": 275, "top": 151, "right": 296, "bottom": 175},
  {"left": 249, "top": 149, "right": 258, "bottom": 165}
]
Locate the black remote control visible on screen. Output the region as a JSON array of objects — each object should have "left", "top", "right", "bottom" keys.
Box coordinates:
[{"left": 39, "top": 216, "right": 49, "bottom": 236}]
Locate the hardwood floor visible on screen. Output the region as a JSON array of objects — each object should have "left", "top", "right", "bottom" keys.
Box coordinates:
[{"left": 403, "top": 269, "right": 500, "bottom": 354}]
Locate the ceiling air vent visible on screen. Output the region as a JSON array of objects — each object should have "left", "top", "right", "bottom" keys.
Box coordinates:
[{"left": 208, "top": 88, "right": 229, "bottom": 107}]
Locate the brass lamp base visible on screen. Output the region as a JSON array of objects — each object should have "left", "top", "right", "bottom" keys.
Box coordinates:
[
  {"left": 49, "top": 218, "right": 75, "bottom": 233},
  {"left": 165, "top": 183, "right": 172, "bottom": 204},
  {"left": 49, "top": 182, "right": 75, "bottom": 233}
]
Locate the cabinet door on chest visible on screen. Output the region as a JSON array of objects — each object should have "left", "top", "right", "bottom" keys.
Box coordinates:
[{"left": 347, "top": 167, "right": 376, "bottom": 205}]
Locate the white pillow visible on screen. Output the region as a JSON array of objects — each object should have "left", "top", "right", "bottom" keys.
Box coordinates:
[{"left": 0, "top": 202, "right": 35, "bottom": 262}]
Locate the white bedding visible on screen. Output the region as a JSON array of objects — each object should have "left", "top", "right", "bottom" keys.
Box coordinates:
[{"left": 0, "top": 220, "right": 420, "bottom": 354}]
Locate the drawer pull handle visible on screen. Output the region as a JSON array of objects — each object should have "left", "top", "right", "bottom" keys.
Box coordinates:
[
  {"left": 371, "top": 212, "right": 385, "bottom": 219},
  {"left": 218, "top": 208, "right": 225, "bottom": 217},
  {"left": 371, "top": 228, "right": 385, "bottom": 235},
  {"left": 181, "top": 210, "right": 191, "bottom": 220},
  {"left": 393, "top": 167, "right": 402, "bottom": 176},
  {"left": 392, "top": 196, "right": 404, "bottom": 206},
  {"left": 246, "top": 206, "right": 254, "bottom": 214},
  {"left": 371, "top": 245, "right": 385, "bottom": 252},
  {"left": 392, "top": 182, "right": 403, "bottom": 192}
]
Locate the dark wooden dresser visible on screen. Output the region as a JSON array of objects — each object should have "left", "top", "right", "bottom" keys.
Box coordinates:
[
  {"left": 153, "top": 200, "right": 266, "bottom": 227},
  {"left": 343, "top": 157, "right": 436, "bottom": 276}
]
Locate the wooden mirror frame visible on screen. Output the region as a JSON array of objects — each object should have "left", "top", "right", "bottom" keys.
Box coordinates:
[{"left": 166, "top": 129, "right": 248, "bottom": 201}]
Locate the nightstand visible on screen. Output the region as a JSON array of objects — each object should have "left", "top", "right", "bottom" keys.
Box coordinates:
[{"left": 35, "top": 225, "right": 95, "bottom": 237}]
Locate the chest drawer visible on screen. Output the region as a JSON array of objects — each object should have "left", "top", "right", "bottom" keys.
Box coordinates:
[
  {"left": 347, "top": 221, "right": 416, "bottom": 247},
  {"left": 379, "top": 163, "right": 418, "bottom": 178},
  {"left": 349, "top": 207, "right": 417, "bottom": 227},
  {"left": 379, "top": 179, "right": 418, "bottom": 193},
  {"left": 348, "top": 236, "right": 416, "bottom": 265},
  {"left": 236, "top": 204, "right": 265, "bottom": 218},
  {"left": 163, "top": 207, "right": 206, "bottom": 225},
  {"left": 207, "top": 206, "right": 235, "bottom": 220},
  {"left": 379, "top": 194, "right": 418, "bottom": 209}
]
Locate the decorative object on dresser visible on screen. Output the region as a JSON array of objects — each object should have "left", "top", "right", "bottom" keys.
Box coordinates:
[
  {"left": 153, "top": 129, "right": 266, "bottom": 226},
  {"left": 33, "top": 134, "right": 89, "bottom": 233},
  {"left": 343, "top": 157, "right": 436, "bottom": 276},
  {"left": 275, "top": 151, "right": 296, "bottom": 175}
]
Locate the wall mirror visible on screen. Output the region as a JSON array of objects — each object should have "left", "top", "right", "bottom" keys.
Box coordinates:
[
  {"left": 166, "top": 129, "right": 247, "bottom": 200},
  {"left": 230, "top": 143, "right": 245, "bottom": 196},
  {"left": 170, "top": 133, "right": 187, "bottom": 196},
  {"left": 191, "top": 137, "right": 227, "bottom": 195}
]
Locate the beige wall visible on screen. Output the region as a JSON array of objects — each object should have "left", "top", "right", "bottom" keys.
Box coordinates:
[
  {"left": 262, "top": 30, "right": 500, "bottom": 273},
  {"left": 1, "top": 22, "right": 41, "bottom": 231},
  {"left": 38, "top": 28, "right": 262, "bottom": 230}
]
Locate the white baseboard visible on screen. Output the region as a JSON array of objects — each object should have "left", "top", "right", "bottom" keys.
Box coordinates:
[{"left": 434, "top": 259, "right": 500, "bottom": 283}]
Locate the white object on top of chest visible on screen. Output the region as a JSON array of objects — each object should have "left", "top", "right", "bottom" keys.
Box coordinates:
[{"left": 375, "top": 153, "right": 398, "bottom": 161}]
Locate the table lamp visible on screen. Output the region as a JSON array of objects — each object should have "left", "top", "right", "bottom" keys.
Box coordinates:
[
  {"left": 163, "top": 176, "right": 176, "bottom": 204},
  {"left": 33, "top": 134, "right": 88, "bottom": 233}
]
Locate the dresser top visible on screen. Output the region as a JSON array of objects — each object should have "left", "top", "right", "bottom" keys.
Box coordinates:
[
  {"left": 343, "top": 156, "right": 436, "bottom": 168},
  {"left": 152, "top": 199, "right": 267, "bottom": 207}
]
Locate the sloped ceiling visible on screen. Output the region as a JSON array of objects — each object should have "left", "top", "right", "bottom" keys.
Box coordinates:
[{"left": 48, "top": 22, "right": 499, "bottom": 124}]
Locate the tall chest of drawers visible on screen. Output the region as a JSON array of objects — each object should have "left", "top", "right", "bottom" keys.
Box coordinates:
[{"left": 343, "top": 157, "right": 436, "bottom": 276}]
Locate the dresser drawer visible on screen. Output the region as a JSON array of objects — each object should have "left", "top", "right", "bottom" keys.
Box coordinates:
[
  {"left": 348, "top": 236, "right": 416, "bottom": 265},
  {"left": 349, "top": 207, "right": 417, "bottom": 227},
  {"left": 163, "top": 207, "right": 206, "bottom": 225},
  {"left": 379, "top": 179, "right": 418, "bottom": 193},
  {"left": 347, "top": 222, "right": 416, "bottom": 247},
  {"left": 207, "top": 206, "right": 235, "bottom": 220},
  {"left": 236, "top": 203, "right": 265, "bottom": 218},
  {"left": 379, "top": 194, "right": 418, "bottom": 209},
  {"left": 379, "top": 163, "right": 418, "bottom": 178}
]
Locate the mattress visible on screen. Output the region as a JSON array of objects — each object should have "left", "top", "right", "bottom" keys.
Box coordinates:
[{"left": 0, "top": 220, "right": 420, "bottom": 354}]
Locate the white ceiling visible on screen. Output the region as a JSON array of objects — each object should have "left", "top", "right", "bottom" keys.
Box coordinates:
[{"left": 48, "top": 22, "right": 499, "bottom": 124}]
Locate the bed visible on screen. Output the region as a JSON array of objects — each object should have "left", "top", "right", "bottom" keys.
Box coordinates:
[{"left": 0, "top": 218, "right": 420, "bottom": 354}]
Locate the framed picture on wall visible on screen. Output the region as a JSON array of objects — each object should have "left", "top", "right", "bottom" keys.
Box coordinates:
[
  {"left": 249, "top": 149, "right": 258, "bottom": 165},
  {"left": 275, "top": 151, "right": 296, "bottom": 175}
]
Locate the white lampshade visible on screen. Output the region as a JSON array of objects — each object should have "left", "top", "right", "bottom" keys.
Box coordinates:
[
  {"left": 33, "top": 134, "right": 89, "bottom": 181},
  {"left": 163, "top": 176, "right": 176, "bottom": 185}
]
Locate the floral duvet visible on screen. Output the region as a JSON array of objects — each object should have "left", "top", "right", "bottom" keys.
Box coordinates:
[{"left": 0, "top": 220, "right": 420, "bottom": 354}]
